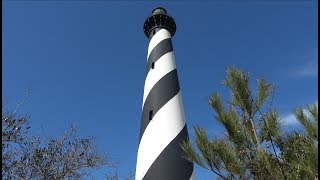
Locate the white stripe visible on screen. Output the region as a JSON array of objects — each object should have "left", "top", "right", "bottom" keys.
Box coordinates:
[
  {"left": 189, "top": 169, "right": 196, "bottom": 180},
  {"left": 136, "top": 93, "right": 186, "bottom": 180},
  {"left": 147, "top": 29, "right": 172, "bottom": 59},
  {"left": 142, "top": 52, "right": 176, "bottom": 107}
]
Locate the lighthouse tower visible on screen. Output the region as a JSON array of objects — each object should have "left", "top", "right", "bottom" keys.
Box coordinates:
[{"left": 136, "top": 7, "right": 195, "bottom": 180}]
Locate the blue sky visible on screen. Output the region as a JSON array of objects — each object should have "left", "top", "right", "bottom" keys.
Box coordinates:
[{"left": 2, "top": 0, "right": 318, "bottom": 179}]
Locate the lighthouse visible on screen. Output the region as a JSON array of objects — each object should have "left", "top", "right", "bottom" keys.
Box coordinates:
[{"left": 136, "top": 7, "right": 195, "bottom": 180}]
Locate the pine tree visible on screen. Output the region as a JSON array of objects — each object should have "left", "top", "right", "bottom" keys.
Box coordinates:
[{"left": 182, "top": 67, "right": 318, "bottom": 179}]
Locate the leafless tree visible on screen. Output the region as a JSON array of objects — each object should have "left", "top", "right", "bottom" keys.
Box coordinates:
[{"left": 2, "top": 100, "right": 112, "bottom": 179}]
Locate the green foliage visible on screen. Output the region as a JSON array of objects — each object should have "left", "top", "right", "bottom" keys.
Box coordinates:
[
  {"left": 259, "top": 110, "right": 281, "bottom": 142},
  {"left": 294, "top": 104, "right": 318, "bottom": 140},
  {"left": 182, "top": 67, "right": 318, "bottom": 179}
]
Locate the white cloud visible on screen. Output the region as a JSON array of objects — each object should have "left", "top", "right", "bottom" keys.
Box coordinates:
[
  {"left": 296, "top": 60, "right": 318, "bottom": 78},
  {"left": 281, "top": 113, "right": 300, "bottom": 126},
  {"left": 281, "top": 101, "right": 317, "bottom": 127}
]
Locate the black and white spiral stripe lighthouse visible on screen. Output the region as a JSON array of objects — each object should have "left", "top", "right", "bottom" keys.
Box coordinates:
[{"left": 135, "top": 7, "right": 195, "bottom": 180}]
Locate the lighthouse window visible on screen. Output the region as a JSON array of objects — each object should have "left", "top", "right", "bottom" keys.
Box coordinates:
[
  {"left": 151, "top": 62, "right": 155, "bottom": 69},
  {"left": 149, "top": 110, "right": 153, "bottom": 120}
]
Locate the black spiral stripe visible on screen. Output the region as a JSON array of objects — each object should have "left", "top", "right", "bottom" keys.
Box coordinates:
[{"left": 137, "top": 29, "right": 194, "bottom": 180}]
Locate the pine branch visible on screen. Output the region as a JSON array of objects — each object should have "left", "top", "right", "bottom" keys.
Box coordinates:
[{"left": 249, "top": 94, "right": 287, "bottom": 179}]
